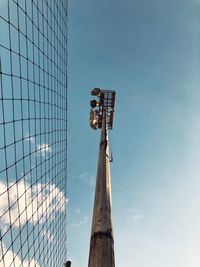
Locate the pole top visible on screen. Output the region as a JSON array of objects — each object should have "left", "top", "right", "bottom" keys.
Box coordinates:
[{"left": 89, "top": 88, "right": 116, "bottom": 130}]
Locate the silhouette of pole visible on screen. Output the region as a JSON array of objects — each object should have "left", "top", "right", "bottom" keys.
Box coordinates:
[{"left": 88, "top": 89, "right": 116, "bottom": 267}]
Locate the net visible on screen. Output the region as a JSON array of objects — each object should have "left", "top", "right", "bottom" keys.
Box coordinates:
[{"left": 0, "top": 0, "right": 68, "bottom": 266}]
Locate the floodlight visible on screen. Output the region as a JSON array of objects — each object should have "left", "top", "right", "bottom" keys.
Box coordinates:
[
  {"left": 65, "top": 262, "right": 71, "bottom": 267},
  {"left": 91, "top": 88, "right": 101, "bottom": 96},
  {"left": 90, "top": 99, "right": 98, "bottom": 108},
  {"left": 90, "top": 110, "right": 99, "bottom": 130},
  {"left": 89, "top": 89, "right": 116, "bottom": 130}
]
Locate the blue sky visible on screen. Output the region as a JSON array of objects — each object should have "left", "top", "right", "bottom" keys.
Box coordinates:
[{"left": 68, "top": 0, "right": 200, "bottom": 266}]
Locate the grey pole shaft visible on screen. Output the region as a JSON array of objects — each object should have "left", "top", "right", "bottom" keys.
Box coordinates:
[{"left": 88, "top": 110, "right": 115, "bottom": 267}]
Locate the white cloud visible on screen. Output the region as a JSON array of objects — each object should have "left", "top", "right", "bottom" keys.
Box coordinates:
[
  {"left": 79, "top": 172, "right": 88, "bottom": 179},
  {"left": 36, "top": 143, "right": 52, "bottom": 157},
  {"left": 24, "top": 135, "right": 35, "bottom": 144},
  {"left": 125, "top": 210, "right": 142, "bottom": 225},
  {"left": 0, "top": 225, "right": 8, "bottom": 236},
  {"left": 41, "top": 229, "right": 54, "bottom": 243},
  {"left": 133, "top": 213, "right": 142, "bottom": 222},
  {"left": 74, "top": 172, "right": 95, "bottom": 187},
  {"left": 73, "top": 216, "right": 88, "bottom": 228},
  {"left": 0, "top": 242, "right": 40, "bottom": 267},
  {"left": 24, "top": 134, "right": 52, "bottom": 157},
  {"left": 0, "top": 179, "right": 66, "bottom": 227}
]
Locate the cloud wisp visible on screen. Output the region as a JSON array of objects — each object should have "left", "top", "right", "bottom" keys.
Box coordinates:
[
  {"left": 24, "top": 135, "right": 35, "bottom": 144},
  {"left": 36, "top": 143, "right": 52, "bottom": 157},
  {"left": 41, "top": 229, "right": 55, "bottom": 243},
  {"left": 0, "top": 242, "right": 40, "bottom": 267},
  {"left": 73, "top": 216, "right": 88, "bottom": 228},
  {"left": 0, "top": 179, "right": 66, "bottom": 227},
  {"left": 73, "top": 172, "right": 96, "bottom": 187},
  {"left": 24, "top": 135, "right": 52, "bottom": 157},
  {"left": 125, "top": 210, "right": 143, "bottom": 225}
]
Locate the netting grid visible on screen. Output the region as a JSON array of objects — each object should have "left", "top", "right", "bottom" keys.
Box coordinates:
[{"left": 0, "top": 0, "right": 68, "bottom": 266}]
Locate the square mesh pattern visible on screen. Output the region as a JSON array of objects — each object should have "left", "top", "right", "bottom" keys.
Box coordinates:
[{"left": 0, "top": 1, "right": 67, "bottom": 266}]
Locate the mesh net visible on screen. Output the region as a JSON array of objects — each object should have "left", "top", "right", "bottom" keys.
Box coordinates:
[{"left": 0, "top": 0, "right": 67, "bottom": 266}]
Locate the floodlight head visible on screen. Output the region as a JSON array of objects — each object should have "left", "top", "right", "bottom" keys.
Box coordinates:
[
  {"left": 89, "top": 89, "right": 116, "bottom": 130},
  {"left": 90, "top": 99, "right": 98, "bottom": 108},
  {"left": 89, "top": 109, "right": 99, "bottom": 130},
  {"left": 65, "top": 262, "right": 71, "bottom": 267},
  {"left": 91, "top": 88, "right": 101, "bottom": 96}
]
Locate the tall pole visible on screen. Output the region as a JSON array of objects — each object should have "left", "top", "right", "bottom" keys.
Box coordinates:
[{"left": 88, "top": 89, "right": 116, "bottom": 267}]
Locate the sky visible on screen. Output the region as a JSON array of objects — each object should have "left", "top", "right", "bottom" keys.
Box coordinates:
[{"left": 68, "top": 0, "right": 200, "bottom": 267}]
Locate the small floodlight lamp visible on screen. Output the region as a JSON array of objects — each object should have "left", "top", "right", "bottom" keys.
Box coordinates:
[
  {"left": 90, "top": 110, "right": 99, "bottom": 130},
  {"left": 90, "top": 99, "right": 98, "bottom": 108},
  {"left": 65, "top": 262, "right": 71, "bottom": 267},
  {"left": 91, "top": 88, "right": 101, "bottom": 96}
]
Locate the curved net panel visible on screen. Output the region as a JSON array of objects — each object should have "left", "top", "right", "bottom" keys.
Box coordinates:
[{"left": 0, "top": 0, "right": 68, "bottom": 266}]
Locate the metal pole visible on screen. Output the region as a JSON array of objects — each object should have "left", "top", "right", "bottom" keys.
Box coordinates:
[{"left": 88, "top": 109, "right": 115, "bottom": 267}]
